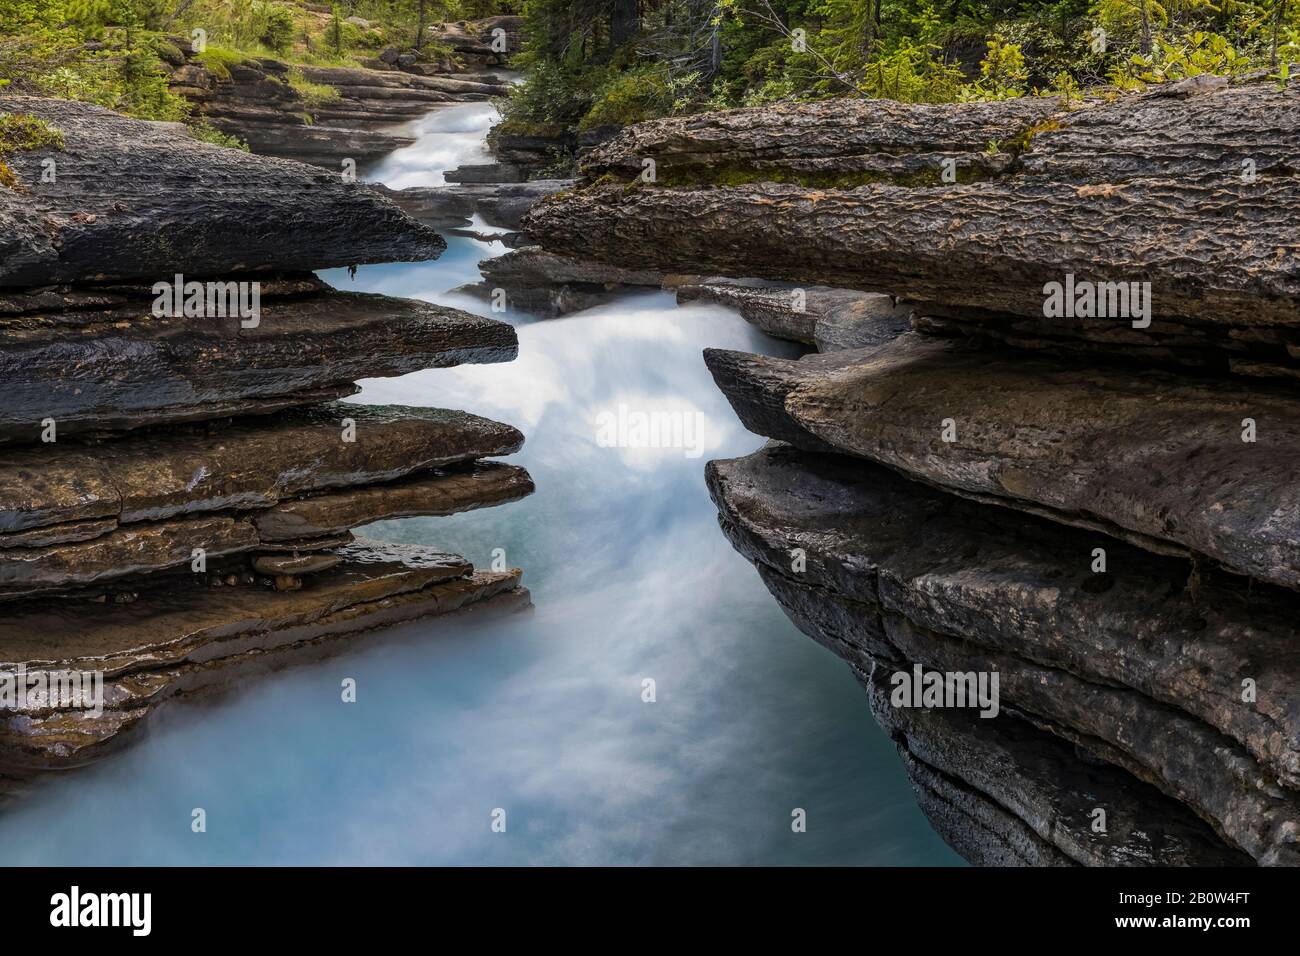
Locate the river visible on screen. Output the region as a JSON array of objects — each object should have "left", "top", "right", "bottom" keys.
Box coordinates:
[{"left": 0, "top": 103, "right": 959, "bottom": 866}]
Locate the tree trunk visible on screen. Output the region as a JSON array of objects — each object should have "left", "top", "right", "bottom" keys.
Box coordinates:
[{"left": 611, "top": 0, "right": 639, "bottom": 48}]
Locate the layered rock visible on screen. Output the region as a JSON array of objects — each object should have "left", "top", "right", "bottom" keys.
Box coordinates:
[
  {"left": 0, "top": 96, "right": 444, "bottom": 286},
  {"left": 705, "top": 334, "right": 1300, "bottom": 589},
  {"left": 0, "top": 278, "right": 517, "bottom": 441},
  {"left": 0, "top": 541, "right": 528, "bottom": 773},
  {"left": 373, "top": 179, "right": 573, "bottom": 236},
  {"left": 535, "top": 80, "right": 1300, "bottom": 865},
  {"left": 0, "top": 95, "right": 534, "bottom": 782},
  {"left": 708, "top": 444, "right": 1298, "bottom": 864},
  {"left": 165, "top": 41, "right": 512, "bottom": 166},
  {"left": 527, "top": 75, "right": 1300, "bottom": 375},
  {"left": 854, "top": 662, "right": 1253, "bottom": 867},
  {"left": 672, "top": 276, "right": 911, "bottom": 348},
  {"left": 457, "top": 246, "right": 663, "bottom": 316}
]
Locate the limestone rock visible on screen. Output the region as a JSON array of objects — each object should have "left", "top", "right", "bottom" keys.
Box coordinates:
[
  {"left": 705, "top": 335, "right": 1300, "bottom": 589},
  {"left": 0, "top": 97, "right": 445, "bottom": 286},
  {"left": 0, "top": 282, "right": 518, "bottom": 441},
  {"left": 707, "top": 444, "right": 1300, "bottom": 864},
  {"left": 0, "top": 541, "right": 528, "bottom": 771},
  {"left": 674, "top": 276, "right": 911, "bottom": 347}
]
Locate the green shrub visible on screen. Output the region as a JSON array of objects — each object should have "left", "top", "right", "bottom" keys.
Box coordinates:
[
  {"left": 259, "top": 3, "right": 296, "bottom": 54},
  {"left": 285, "top": 65, "right": 340, "bottom": 108},
  {"left": 197, "top": 45, "right": 249, "bottom": 81}
]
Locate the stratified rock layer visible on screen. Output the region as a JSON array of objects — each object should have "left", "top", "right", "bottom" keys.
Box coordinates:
[
  {"left": 528, "top": 78, "right": 1300, "bottom": 347},
  {"left": 673, "top": 276, "right": 911, "bottom": 348},
  {"left": 705, "top": 335, "right": 1300, "bottom": 590},
  {"left": 856, "top": 663, "right": 1253, "bottom": 867},
  {"left": 0, "top": 541, "right": 528, "bottom": 771},
  {"left": 0, "top": 96, "right": 445, "bottom": 286},
  {"left": 0, "top": 281, "right": 518, "bottom": 442},
  {"left": 707, "top": 444, "right": 1300, "bottom": 864}
]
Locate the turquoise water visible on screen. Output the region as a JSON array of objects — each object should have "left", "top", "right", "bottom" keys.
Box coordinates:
[{"left": 0, "top": 106, "right": 960, "bottom": 866}]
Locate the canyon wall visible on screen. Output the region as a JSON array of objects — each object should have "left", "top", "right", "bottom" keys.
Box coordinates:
[{"left": 527, "top": 73, "right": 1300, "bottom": 865}]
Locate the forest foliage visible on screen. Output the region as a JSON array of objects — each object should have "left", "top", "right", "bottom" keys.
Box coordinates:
[
  {"left": 502, "top": 0, "right": 1299, "bottom": 135},
  {"left": 0, "top": 0, "right": 511, "bottom": 135},
  {"left": 0, "top": 0, "right": 1294, "bottom": 143}
]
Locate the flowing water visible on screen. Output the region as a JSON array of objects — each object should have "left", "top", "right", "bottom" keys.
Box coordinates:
[{"left": 0, "top": 103, "right": 960, "bottom": 866}]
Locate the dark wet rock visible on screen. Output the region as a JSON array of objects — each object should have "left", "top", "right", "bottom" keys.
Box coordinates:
[
  {"left": 0, "top": 282, "right": 518, "bottom": 442},
  {"left": 458, "top": 247, "right": 663, "bottom": 317},
  {"left": 254, "top": 462, "right": 534, "bottom": 541},
  {"left": 0, "top": 413, "right": 531, "bottom": 596},
  {"left": 0, "top": 404, "right": 522, "bottom": 537},
  {"left": 673, "top": 276, "right": 911, "bottom": 347},
  {"left": 857, "top": 663, "right": 1253, "bottom": 867},
  {"left": 898, "top": 744, "right": 1075, "bottom": 866},
  {"left": 0, "top": 97, "right": 445, "bottom": 286},
  {"left": 527, "top": 78, "right": 1300, "bottom": 342},
  {"left": 0, "top": 515, "right": 259, "bottom": 597},
  {"left": 251, "top": 552, "right": 342, "bottom": 576},
  {"left": 373, "top": 179, "right": 573, "bottom": 233},
  {"left": 707, "top": 444, "right": 1300, "bottom": 864},
  {"left": 0, "top": 541, "right": 528, "bottom": 772},
  {"left": 704, "top": 334, "right": 1300, "bottom": 589}
]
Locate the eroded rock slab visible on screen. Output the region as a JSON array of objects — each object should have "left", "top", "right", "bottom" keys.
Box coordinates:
[
  {"left": 705, "top": 335, "right": 1300, "bottom": 589},
  {"left": 673, "top": 276, "right": 911, "bottom": 347},
  {"left": 254, "top": 462, "right": 534, "bottom": 541},
  {"left": 707, "top": 444, "right": 1300, "bottom": 864},
  {"left": 0, "top": 283, "right": 518, "bottom": 441},
  {"left": 0, "top": 96, "right": 445, "bottom": 287},
  {"left": 581, "top": 96, "right": 1059, "bottom": 184},
  {"left": 0, "top": 541, "right": 528, "bottom": 771},
  {"left": 857, "top": 662, "right": 1253, "bottom": 867},
  {"left": 528, "top": 80, "right": 1300, "bottom": 338},
  {"left": 0, "top": 403, "right": 524, "bottom": 537},
  {"left": 456, "top": 247, "right": 663, "bottom": 317}
]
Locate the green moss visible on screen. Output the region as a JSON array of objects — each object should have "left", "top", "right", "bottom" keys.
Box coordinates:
[
  {"left": 186, "top": 118, "right": 250, "bottom": 151},
  {"left": 196, "top": 46, "right": 250, "bottom": 81},
  {"left": 0, "top": 112, "right": 66, "bottom": 154},
  {"left": 0, "top": 112, "right": 64, "bottom": 192},
  {"left": 997, "top": 117, "right": 1063, "bottom": 159},
  {"left": 285, "top": 67, "right": 340, "bottom": 109}
]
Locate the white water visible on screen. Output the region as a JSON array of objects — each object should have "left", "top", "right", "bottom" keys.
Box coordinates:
[
  {"left": 0, "top": 105, "right": 960, "bottom": 866},
  {"left": 365, "top": 101, "right": 501, "bottom": 187}
]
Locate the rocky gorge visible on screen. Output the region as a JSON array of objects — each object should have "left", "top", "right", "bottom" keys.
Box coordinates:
[
  {"left": 521, "top": 73, "right": 1300, "bottom": 866},
  {"left": 4, "top": 24, "right": 1297, "bottom": 868},
  {"left": 0, "top": 95, "right": 532, "bottom": 794}
]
